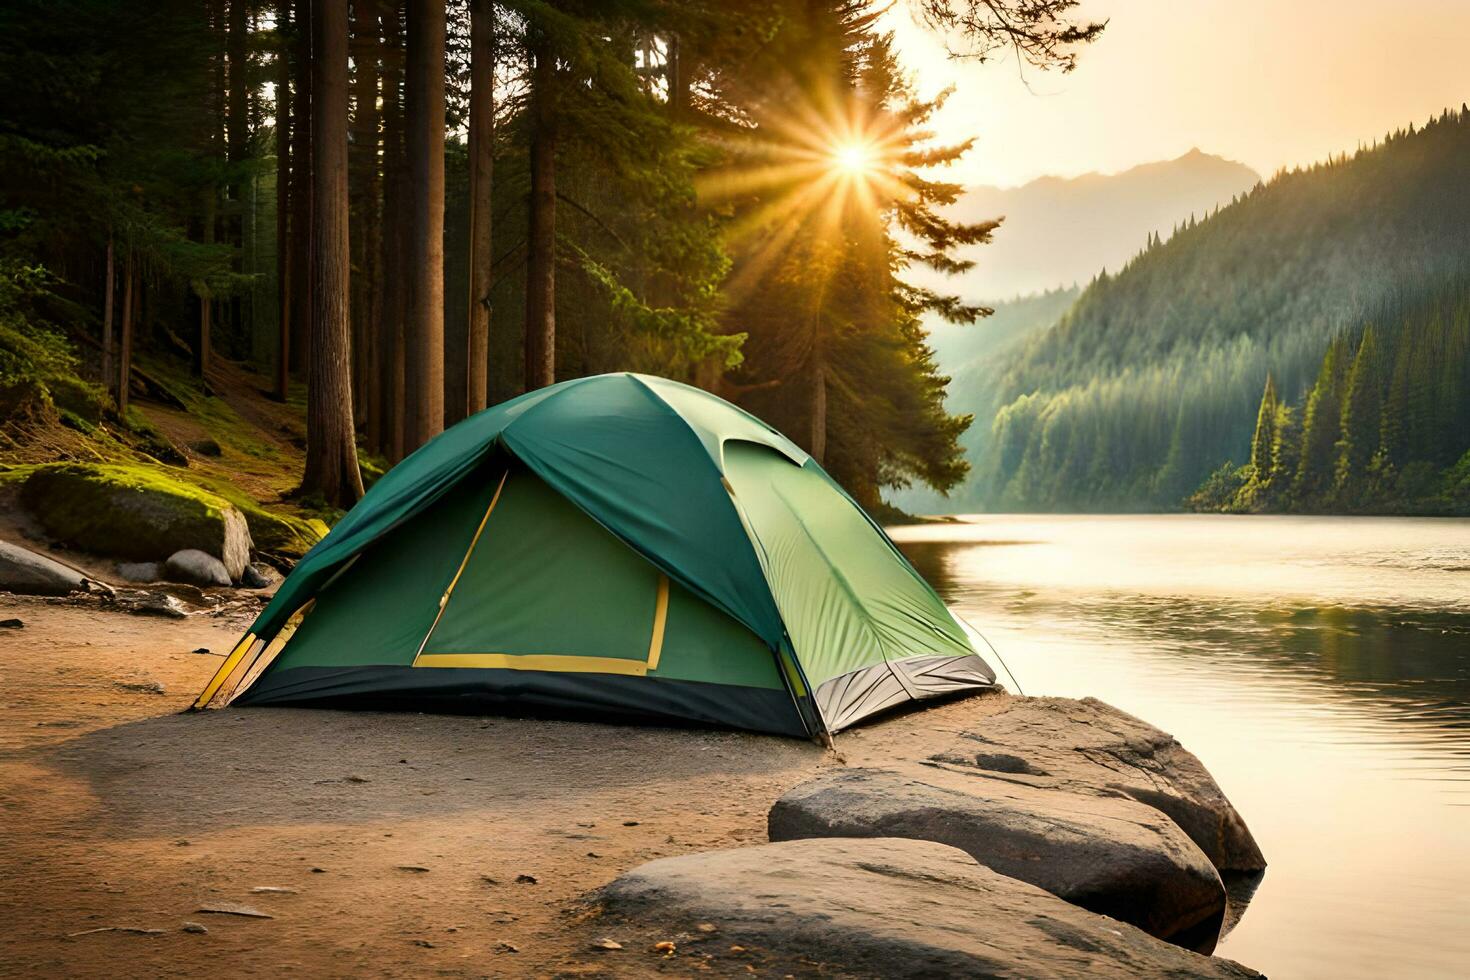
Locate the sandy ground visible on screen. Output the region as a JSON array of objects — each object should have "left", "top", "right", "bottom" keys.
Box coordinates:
[{"left": 0, "top": 595, "right": 1010, "bottom": 978}]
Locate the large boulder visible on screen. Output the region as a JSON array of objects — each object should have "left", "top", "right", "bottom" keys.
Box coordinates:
[
  {"left": 20, "top": 463, "right": 252, "bottom": 581},
  {"left": 0, "top": 539, "right": 87, "bottom": 595},
  {"left": 769, "top": 766, "right": 1225, "bottom": 949},
  {"left": 930, "top": 696, "right": 1266, "bottom": 872},
  {"left": 597, "top": 837, "right": 1260, "bottom": 979}
]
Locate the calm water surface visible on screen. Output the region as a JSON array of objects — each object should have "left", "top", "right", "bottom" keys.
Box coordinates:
[{"left": 889, "top": 514, "right": 1470, "bottom": 980}]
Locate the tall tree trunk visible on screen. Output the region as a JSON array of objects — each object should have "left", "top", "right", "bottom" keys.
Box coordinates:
[
  {"left": 667, "top": 33, "right": 689, "bottom": 120},
  {"left": 289, "top": 0, "right": 314, "bottom": 377},
  {"left": 463, "top": 0, "right": 493, "bottom": 416},
  {"left": 227, "top": 0, "right": 249, "bottom": 341},
  {"left": 301, "top": 0, "right": 365, "bottom": 506},
  {"left": 350, "top": 0, "right": 382, "bottom": 438},
  {"left": 118, "top": 251, "right": 135, "bottom": 417},
  {"left": 404, "top": 0, "right": 445, "bottom": 447},
  {"left": 379, "top": 1, "right": 407, "bottom": 460},
  {"left": 101, "top": 236, "right": 114, "bottom": 398},
  {"left": 274, "top": 0, "right": 292, "bottom": 400},
  {"left": 196, "top": 190, "right": 215, "bottom": 380},
  {"left": 809, "top": 351, "right": 826, "bottom": 465},
  {"left": 523, "top": 29, "right": 556, "bottom": 392}
]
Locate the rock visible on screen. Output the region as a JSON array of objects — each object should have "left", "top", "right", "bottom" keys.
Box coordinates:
[
  {"left": 930, "top": 697, "right": 1266, "bottom": 872},
  {"left": 181, "top": 922, "right": 208, "bottom": 934},
  {"left": 769, "top": 767, "right": 1225, "bottom": 949},
  {"left": 591, "top": 938, "right": 623, "bottom": 951},
  {"left": 599, "top": 838, "right": 1260, "bottom": 979},
  {"left": 243, "top": 510, "right": 326, "bottom": 561},
  {"left": 164, "top": 549, "right": 231, "bottom": 587},
  {"left": 0, "top": 539, "right": 86, "bottom": 596},
  {"left": 188, "top": 437, "right": 223, "bottom": 457},
  {"left": 20, "top": 463, "right": 253, "bottom": 580},
  {"left": 0, "top": 618, "right": 23, "bottom": 629},
  {"left": 124, "top": 593, "right": 189, "bottom": 618},
  {"left": 515, "top": 874, "right": 538, "bottom": 884},
  {"left": 116, "top": 561, "right": 163, "bottom": 583},
  {"left": 240, "top": 563, "right": 273, "bottom": 589}
]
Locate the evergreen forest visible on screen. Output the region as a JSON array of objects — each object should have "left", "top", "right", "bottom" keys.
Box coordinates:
[
  {"left": 0, "top": 0, "right": 1103, "bottom": 518},
  {"left": 953, "top": 107, "right": 1470, "bottom": 514}
]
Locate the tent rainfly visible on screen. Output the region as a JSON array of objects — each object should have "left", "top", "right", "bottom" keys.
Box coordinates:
[{"left": 194, "top": 374, "right": 995, "bottom": 738}]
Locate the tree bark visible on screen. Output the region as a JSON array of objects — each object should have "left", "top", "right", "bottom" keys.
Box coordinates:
[
  {"left": 463, "top": 0, "right": 493, "bottom": 417},
  {"left": 301, "top": 0, "right": 365, "bottom": 507},
  {"left": 274, "top": 0, "right": 292, "bottom": 400},
  {"left": 350, "top": 0, "right": 382, "bottom": 440},
  {"left": 404, "top": 0, "right": 445, "bottom": 447},
  {"left": 196, "top": 189, "right": 215, "bottom": 380},
  {"left": 289, "top": 0, "right": 314, "bottom": 377},
  {"left": 227, "top": 0, "right": 249, "bottom": 342},
  {"left": 523, "top": 28, "right": 557, "bottom": 392},
  {"left": 101, "top": 236, "right": 114, "bottom": 398},
  {"left": 380, "top": 0, "right": 407, "bottom": 461},
  {"left": 810, "top": 352, "right": 826, "bottom": 465},
  {"left": 118, "top": 251, "right": 135, "bottom": 417},
  {"left": 667, "top": 33, "right": 689, "bottom": 120}
]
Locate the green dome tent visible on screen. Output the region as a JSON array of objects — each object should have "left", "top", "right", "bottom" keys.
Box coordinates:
[{"left": 194, "top": 374, "right": 994, "bottom": 738}]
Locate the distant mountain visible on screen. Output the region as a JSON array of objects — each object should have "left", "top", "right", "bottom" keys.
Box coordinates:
[
  {"left": 960, "top": 107, "right": 1470, "bottom": 513},
  {"left": 942, "top": 150, "right": 1261, "bottom": 299}
]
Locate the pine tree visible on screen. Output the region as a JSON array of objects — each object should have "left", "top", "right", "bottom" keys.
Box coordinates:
[
  {"left": 404, "top": 0, "right": 445, "bottom": 449},
  {"left": 1333, "top": 326, "right": 1382, "bottom": 502},
  {"left": 1293, "top": 335, "right": 1350, "bottom": 505},
  {"left": 1249, "top": 373, "right": 1278, "bottom": 477},
  {"left": 300, "top": 0, "right": 364, "bottom": 507}
]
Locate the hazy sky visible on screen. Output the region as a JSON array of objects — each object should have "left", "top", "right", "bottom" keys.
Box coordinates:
[{"left": 889, "top": 0, "right": 1470, "bottom": 188}]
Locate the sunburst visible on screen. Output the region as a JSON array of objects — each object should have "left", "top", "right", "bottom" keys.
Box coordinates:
[{"left": 698, "top": 94, "right": 912, "bottom": 300}]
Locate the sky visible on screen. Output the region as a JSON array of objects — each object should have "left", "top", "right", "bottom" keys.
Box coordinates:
[{"left": 888, "top": 0, "right": 1470, "bottom": 188}]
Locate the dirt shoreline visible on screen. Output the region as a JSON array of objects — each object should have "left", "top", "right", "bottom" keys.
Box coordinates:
[{"left": 0, "top": 596, "right": 1015, "bottom": 978}]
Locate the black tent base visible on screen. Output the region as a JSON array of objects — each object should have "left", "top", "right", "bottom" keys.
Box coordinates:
[{"left": 234, "top": 664, "right": 810, "bottom": 738}]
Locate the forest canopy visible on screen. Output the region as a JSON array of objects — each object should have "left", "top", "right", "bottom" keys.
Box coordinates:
[{"left": 0, "top": 0, "right": 1101, "bottom": 514}]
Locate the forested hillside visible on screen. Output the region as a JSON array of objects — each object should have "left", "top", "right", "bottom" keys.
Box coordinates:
[
  {"left": 889, "top": 287, "right": 1076, "bottom": 513},
  {"left": 1190, "top": 285, "right": 1470, "bottom": 515},
  {"left": 975, "top": 107, "right": 1470, "bottom": 512}
]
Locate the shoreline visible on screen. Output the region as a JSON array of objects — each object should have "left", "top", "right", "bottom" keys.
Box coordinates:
[{"left": 0, "top": 594, "right": 1262, "bottom": 977}]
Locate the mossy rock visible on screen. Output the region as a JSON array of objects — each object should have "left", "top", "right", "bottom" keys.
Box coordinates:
[
  {"left": 238, "top": 503, "right": 326, "bottom": 558},
  {"left": 20, "top": 463, "right": 252, "bottom": 578},
  {"left": 0, "top": 378, "right": 53, "bottom": 422},
  {"left": 197, "top": 481, "right": 326, "bottom": 559},
  {"left": 47, "top": 375, "right": 109, "bottom": 423}
]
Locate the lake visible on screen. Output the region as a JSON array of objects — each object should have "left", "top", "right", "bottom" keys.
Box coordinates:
[{"left": 889, "top": 514, "right": 1470, "bottom": 980}]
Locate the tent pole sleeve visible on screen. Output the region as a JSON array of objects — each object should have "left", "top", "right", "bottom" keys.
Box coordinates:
[
  {"left": 645, "top": 575, "right": 669, "bottom": 671},
  {"left": 412, "top": 468, "right": 509, "bottom": 664},
  {"left": 191, "top": 632, "right": 258, "bottom": 710}
]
